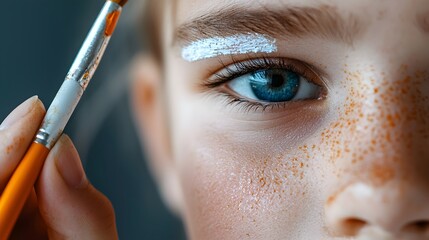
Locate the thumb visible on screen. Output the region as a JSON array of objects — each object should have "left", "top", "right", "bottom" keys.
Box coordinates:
[{"left": 36, "top": 135, "right": 118, "bottom": 240}]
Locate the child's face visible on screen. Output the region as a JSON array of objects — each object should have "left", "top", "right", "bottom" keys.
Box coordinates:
[{"left": 133, "top": 0, "right": 429, "bottom": 239}]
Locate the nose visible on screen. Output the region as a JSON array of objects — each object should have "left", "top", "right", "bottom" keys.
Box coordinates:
[{"left": 325, "top": 183, "right": 429, "bottom": 238}]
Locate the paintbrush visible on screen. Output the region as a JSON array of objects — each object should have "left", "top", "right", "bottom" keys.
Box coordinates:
[{"left": 0, "top": 0, "right": 127, "bottom": 239}]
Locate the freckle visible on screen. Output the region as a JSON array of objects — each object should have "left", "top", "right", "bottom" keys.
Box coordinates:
[
  {"left": 386, "top": 114, "right": 396, "bottom": 127},
  {"left": 370, "top": 164, "right": 395, "bottom": 185},
  {"left": 5, "top": 137, "right": 26, "bottom": 154},
  {"left": 259, "top": 178, "right": 266, "bottom": 188},
  {"left": 16, "top": 137, "right": 25, "bottom": 149},
  {"left": 326, "top": 193, "right": 338, "bottom": 206},
  {"left": 6, "top": 145, "right": 13, "bottom": 154}
]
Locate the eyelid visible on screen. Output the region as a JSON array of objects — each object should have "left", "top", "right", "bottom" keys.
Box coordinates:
[{"left": 201, "top": 57, "right": 327, "bottom": 91}]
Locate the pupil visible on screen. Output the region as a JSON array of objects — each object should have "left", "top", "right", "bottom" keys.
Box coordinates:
[{"left": 270, "top": 73, "right": 285, "bottom": 89}]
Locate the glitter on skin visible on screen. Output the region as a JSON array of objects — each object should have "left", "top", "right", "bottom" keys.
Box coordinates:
[{"left": 181, "top": 33, "right": 277, "bottom": 62}]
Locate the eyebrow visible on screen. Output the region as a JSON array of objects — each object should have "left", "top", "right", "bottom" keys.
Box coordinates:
[{"left": 174, "top": 5, "right": 364, "bottom": 47}]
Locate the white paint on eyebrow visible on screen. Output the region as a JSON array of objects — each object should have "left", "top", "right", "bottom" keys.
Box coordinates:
[{"left": 181, "top": 33, "right": 278, "bottom": 62}]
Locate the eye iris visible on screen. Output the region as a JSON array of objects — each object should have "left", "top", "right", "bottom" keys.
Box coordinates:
[{"left": 249, "top": 69, "right": 300, "bottom": 102}]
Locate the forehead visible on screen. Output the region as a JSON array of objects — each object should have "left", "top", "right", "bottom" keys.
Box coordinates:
[
  {"left": 169, "top": 0, "right": 429, "bottom": 54},
  {"left": 174, "top": 0, "right": 428, "bottom": 25}
]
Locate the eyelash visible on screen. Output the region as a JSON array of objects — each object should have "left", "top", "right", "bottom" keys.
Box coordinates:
[{"left": 201, "top": 57, "right": 325, "bottom": 112}]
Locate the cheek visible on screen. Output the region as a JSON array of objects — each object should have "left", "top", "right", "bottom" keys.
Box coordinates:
[
  {"left": 320, "top": 65, "right": 429, "bottom": 190},
  {"left": 177, "top": 134, "right": 309, "bottom": 238},
  {"left": 171, "top": 105, "right": 329, "bottom": 238}
]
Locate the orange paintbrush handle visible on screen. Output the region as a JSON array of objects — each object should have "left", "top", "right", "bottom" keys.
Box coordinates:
[
  {"left": 0, "top": 142, "right": 49, "bottom": 240},
  {"left": 0, "top": 1, "right": 127, "bottom": 239}
]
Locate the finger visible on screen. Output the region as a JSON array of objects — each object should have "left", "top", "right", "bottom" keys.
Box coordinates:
[
  {"left": 0, "top": 96, "right": 45, "bottom": 190},
  {"left": 10, "top": 189, "right": 48, "bottom": 240},
  {"left": 36, "top": 135, "right": 118, "bottom": 240}
]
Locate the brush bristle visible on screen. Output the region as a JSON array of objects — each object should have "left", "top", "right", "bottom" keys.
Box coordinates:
[{"left": 111, "top": 0, "right": 128, "bottom": 7}]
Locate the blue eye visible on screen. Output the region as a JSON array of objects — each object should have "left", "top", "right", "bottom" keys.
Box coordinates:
[
  {"left": 227, "top": 68, "right": 321, "bottom": 103},
  {"left": 203, "top": 58, "right": 325, "bottom": 111}
]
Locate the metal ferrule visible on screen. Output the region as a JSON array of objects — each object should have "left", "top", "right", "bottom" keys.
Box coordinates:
[{"left": 34, "top": 1, "right": 122, "bottom": 149}]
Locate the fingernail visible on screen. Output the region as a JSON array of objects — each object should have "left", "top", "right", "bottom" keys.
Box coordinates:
[
  {"left": 55, "top": 135, "right": 88, "bottom": 189},
  {"left": 0, "top": 96, "right": 39, "bottom": 130}
]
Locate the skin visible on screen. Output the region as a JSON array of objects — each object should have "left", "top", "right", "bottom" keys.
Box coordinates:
[
  {"left": 2, "top": 0, "right": 428, "bottom": 239},
  {"left": 131, "top": 0, "right": 429, "bottom": 239},
  {"left": 0, "top": 97, "right": 118, "bottom": 239}
]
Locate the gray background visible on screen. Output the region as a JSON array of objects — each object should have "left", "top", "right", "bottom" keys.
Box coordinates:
[{"left": 0, "top": 0, "right": 185, "bottom": 239}]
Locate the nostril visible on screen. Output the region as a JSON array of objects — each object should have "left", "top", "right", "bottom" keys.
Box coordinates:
[
  {"left": 340, "top": 218, "right": 367, "bottom": 236},
  {"left": 403, "top": 220, "right": 429, "bottom": 233}
]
